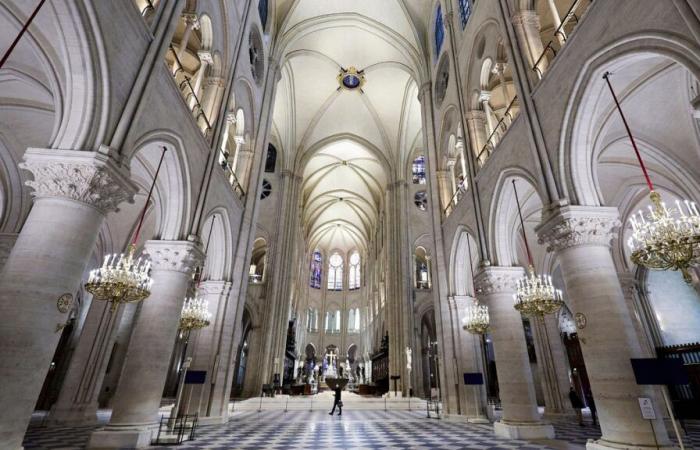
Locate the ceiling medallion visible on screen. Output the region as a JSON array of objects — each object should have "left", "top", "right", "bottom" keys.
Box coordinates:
[{"left": 338, "top": 66, "right": 365, "bottom": 91}]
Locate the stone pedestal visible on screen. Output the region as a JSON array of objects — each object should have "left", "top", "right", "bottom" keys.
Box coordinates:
[
  {"left": 0, "top": 148, "right": 134, "bottom": 449},
  {"left": 474, "top": 266, "right": 554, "bottom": 440},
  {"left": 537, "top": 206, "right": 672, "bottom": 449},
  {"left": 88, "top": 240, "right": 203, "bottom": 449}
]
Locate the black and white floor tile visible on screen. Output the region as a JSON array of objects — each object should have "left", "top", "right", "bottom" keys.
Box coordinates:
[{"left": 23, "top": 409, "right": 700, "bottom": 449}]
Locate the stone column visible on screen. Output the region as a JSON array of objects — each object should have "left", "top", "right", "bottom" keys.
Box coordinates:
[
  {"left": 199, "top": 76, "right": 225, "bottom": 133},
  {"left": 537, "top": 206, "right": 671, "bottom": 449},
  {"left": 474, "top": 266, "right": 554, "bottom": 440},
  {"left": 436, "top": 170, "right": 452, "bottom": 213},
  {"left": 531, "top": 314, "right": 573, "bottom": 417},
  {"left": 181, "top": 280, "right": 232, "bottom": 421},
  {"left": 493, "top": 62, "right": 510, "bottom": 110},
  {"left": 0, "top": 232, "right": 18, "bottom": 271},
  {"left": 88, "top": 240, "right": 203, "bottom": 449},
  {"left": 465, "top": 110, "right": 489, "bottom": 165},
  {"left": 0, "top": 148, "right": 134, "bottom": 449},
  {"left": 456, "top": 137, "right": 468, "bottom": 180},
  {"left": 479, "top": 91, "right": 497, "bottom": 138},
  {"left": 511, "top": 10, "right": 548, "bottom": 78},
  {"left": 171, "top": 13, "right": 199, "bottom": 74},
  {"left": 545, "top": 0, "right": 566, "bottom": 46},
  {"left": 452, "top": 295, "right": 489, "bottom": 422},
  {"left": 47, "top": 299, "right": 127, "bottom": 426},
  {"left": 188, "top": 51, "right": 212, "bottom": 110}
]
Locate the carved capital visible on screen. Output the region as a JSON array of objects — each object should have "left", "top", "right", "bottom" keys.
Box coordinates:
[
  {"left": 198, "top": 50, "right": 213, "bottom": 64},
  {"left": 182, "top": 13, "right": 200, "bottom": 28},
  {"left": 536, "top": 206, "right": 620, "bottom": 253},
  {"left": 144, "top": 240, "right": 204, "bottom": 274},
  {"left": 20, "top": 147, "right": 136, "bottom": 214},
  {"left": 474, "top": 266, "right": 524, "bottom": 296},
  {"left": 511, "top": 10, "right": 541, "bottom": 29},
  {"left": 199, "top": 280, "right": 232, "bottom": 297}
]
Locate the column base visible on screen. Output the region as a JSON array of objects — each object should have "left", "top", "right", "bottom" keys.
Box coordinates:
[
  {"left": 87, "top": 424, "right": 158, "bottom": 449},
  {"left": 197, "top": 415, "right": 229, "bottom": 425},
  {"left": 586, "top": 439, "right": 677, "bottom": 450},
  {"left": 494, "top": 420, "right": 555, "bottom": 440},
  {"left": 46, "top": 405, "right": 99, "bottom": 427},
  {"left": 467, "top": 416, "right": 491, "bottom": 424}
]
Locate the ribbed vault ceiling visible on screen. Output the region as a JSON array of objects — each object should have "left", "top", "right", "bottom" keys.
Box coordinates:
[{"left": 273, "top": 0, "right": 427, "bottom": 252}]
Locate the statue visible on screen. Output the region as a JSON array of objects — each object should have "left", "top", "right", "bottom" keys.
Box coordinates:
[{"left": 405, "top": 346, "right": 412, "bottom": 371}]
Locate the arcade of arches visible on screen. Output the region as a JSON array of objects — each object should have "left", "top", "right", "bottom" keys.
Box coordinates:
[{"left": 1, "top": 0, "right": 700, "bottom": 449}]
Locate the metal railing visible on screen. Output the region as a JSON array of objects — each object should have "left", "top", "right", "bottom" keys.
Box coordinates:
[
  {"left": 475, "top": 96, "right": 519, "bottom": 167},
  {"left": 168, "top": 44, "right": 213, "bottom": 139},
  {"left": 443, "top": 184, "right": 468, "bottom": 218},
  {"left": 152, "top": 413, "right": 198, "bottom": 445},
  {"left": 218, "top": 149, "right": 245, "bottom": 198},
  {"left": 531, "top": 0, "right": 594, "bottom": 79}
]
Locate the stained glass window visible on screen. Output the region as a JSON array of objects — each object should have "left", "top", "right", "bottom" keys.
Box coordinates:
[
  {"left": 458, "top": 0, "right": 471, "bottom": 29},
  {"left": 258, "top": 0, "right": 268, "bottom": 28},
  {"left": 327, "top": 252, "right": 343, "bottom": 291},
  {"left": 435, "top": 4, "right": 444, "bottom": 56},
  {"left": 349, "top": 251, "right": 361, "bottom": 290},
  {"left": 412, "top": 155, "right": 426, "bottom": 184},
  {"left": 264, "top": 144, "right": 276, "bottom": 173},
  {"left": 310, "top": 250, "right": 322, "bottom": 289}
]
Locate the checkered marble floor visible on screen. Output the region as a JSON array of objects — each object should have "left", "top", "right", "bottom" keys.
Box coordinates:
[
  {"left": 176, "top": 410, "right": 554, "bottom": 449},
  {"left": 23, "top": 409, "right": 700, "bottom": 449}
]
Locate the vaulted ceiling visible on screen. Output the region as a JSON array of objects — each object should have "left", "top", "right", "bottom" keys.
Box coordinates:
[{"left": 271, "top": 0, "right": 430, "bottom": 252}]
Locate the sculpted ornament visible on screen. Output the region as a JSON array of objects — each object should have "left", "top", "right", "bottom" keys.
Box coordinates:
[
  {"left": 20, "top": 148, "right": 135, "bottom": 214},
  {"left": 474, "top": 267, "right": 524, "bottom": 295},
  {"left": 537, "top": 207, "right": 620, "bottom": 253},
  {"left": 144, "top": 240, "right": 205, "bottom": 274}
]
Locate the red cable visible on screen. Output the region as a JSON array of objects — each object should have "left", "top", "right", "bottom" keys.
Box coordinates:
[
  {"left": 132, "top": 147, "right": 168, "bottom": 246},
  {"left": 603, "top": 72, "right": 654, "bottom": 192}
]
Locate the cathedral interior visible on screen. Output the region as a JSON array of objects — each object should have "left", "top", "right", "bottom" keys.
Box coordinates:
[{"left": 1, "top": 0, "right": 700, "bottom": 449}]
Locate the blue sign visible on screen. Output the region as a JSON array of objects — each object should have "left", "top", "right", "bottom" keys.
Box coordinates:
[
  {"left": 463, "top": 373, "right": 484, "bottom": 385},
  {"left": 630, "top": 358, "right": 688, "bottom": 385},
  {"left": 185, "top": 370, "right": 207, "bottom": 384}
]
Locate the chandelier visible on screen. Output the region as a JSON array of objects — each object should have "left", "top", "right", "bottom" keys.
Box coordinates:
[
  {"left": 511, "top": 180, "right": 564, "bottom": 317},
  {"left": 179, "top": 296, "right": 212, "bottom": 331},
  {"left": 514, "top": 265, "right": 564, "bottom": 316},
  {"left": 462, "top": 233, "right": 490, "bottom": 335},
  {"left": 463, "top": 300, "right": 490, "bottom": 335},
  {"left": 85, "top": 147, "right": 167, "bottom": 311},
  {"left": 603, "top": 72, "right": 700, "bottom": 284},
  {"left": 85, "top": 245, "right": 152, "bottom": 311}
]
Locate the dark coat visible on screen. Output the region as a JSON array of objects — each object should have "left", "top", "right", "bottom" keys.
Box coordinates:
[
  {"left": 334, "top": 387, "right": 342, "bottom": 401},
  {"left": 569, "top": 390, "right": 584, "bottom": 409}
]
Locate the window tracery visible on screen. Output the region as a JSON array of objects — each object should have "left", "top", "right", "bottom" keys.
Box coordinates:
[{"left": 327, "top": 252, "right": 344, "bottom": 291}]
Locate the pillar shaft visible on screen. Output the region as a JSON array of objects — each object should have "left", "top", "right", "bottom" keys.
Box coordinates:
[
  {"left": 0, "top": 148, "right": 134, "bottom": 449},
  {"left": 537, "top": 206, "right": 671, "bottom": 449},
  {"left": 511, "top": 11, "right": 548, "bottom": 79},
  {"left": 474, "top": 266, "right": 554, "bottom": 439},
  {"left": 88, "top": 240, "right": 203, "bottom": 449}
]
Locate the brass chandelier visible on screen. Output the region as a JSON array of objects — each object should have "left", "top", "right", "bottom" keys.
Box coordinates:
[
  {"left": 603, "top": 72, "right": 700, "bottom": 284},
  {"left": 511, "top": 180, "right": 564, "bottom": 317},
  {"left": 85, "top": 147, "right": 167, "bottom": 311},
  {"left": 462, "top": 231, "right": 490, "bottom": 335},
  {"left": 179, "top": 297, "right": 212, "bottom": 331}
]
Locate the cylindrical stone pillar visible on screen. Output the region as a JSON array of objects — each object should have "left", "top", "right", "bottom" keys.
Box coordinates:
[
  {"left": 537, "top": 206, "right": 672, "bottom": 449},
  {"left": 474, "top": 266, "right": 554, "bottom": 440},
  {"left": 511, "top": 10, "right": 549, "bottom": 79},
  {"left": 88, "top": 239, "right": 203, "bottom": 449},
  {"left": 0, "top": 148, "right": 134, "bottom": 449}
]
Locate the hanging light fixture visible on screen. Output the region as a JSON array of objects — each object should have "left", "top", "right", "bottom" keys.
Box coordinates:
[
  {"left": 85, "top": 147, "right": 168, "bottom": 311},
  {"left": 178, "top": 217, "right": 216, "bottom": 333},
  {"left": 603, "top": 72, "right": 700, "bottom": 284},
  {"left": 512, "top": 180, "right": 564, "bottom": 316},
  {"left": 462, "top": 232, "right": 490, "bottom": 334}
]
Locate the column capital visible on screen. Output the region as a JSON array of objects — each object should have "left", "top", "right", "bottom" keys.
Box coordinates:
[
  {"left": 474, "top": 266, "right": 524, "bottom": 296},
  {"left": 225, "top": 112, "right": 237, "bottom": 125},
  {"left": 181, "top": 13, "right": 200, "bottom": 28},
  {"left": 198, "top": 50, "right": 213, "bottom": 64},
  {"left": 199, "top": 279, "right": 232, "bottom": 296},
  {"left": 492, "top": 62, "right": 508, "bottom": 75},
  {"left": 144, "top": 239, "right": 204, "bottom": 274},
  {"left": 536, "top": 205, "right": 621, "bottom": 253},
  {"left": 478, "top": 91, "right": 491, "bottom": 103},
  {"left": 511, "top": 10, "right": 541, "bottom": 29},
  {"left": 19, "top": 147, "right": 136, "bottom": 214},
  {"left": 418, "top": 82, "right": 432, "bottom": 102}
]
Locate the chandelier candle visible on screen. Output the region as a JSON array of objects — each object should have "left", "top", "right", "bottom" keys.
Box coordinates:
[{"left": 603, "top": 71, "right": 700, "bottom": 283}]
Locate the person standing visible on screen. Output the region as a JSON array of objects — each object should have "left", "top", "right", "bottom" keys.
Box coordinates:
[
  {"left": 569, "top": 387, "right": 585, "bottom": 426},
  {"left": 585, "top": 390, "right": 597, "bottom": 426},
  {"left": 329, "top": 386, "right": 343, "bottom": 416}
]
